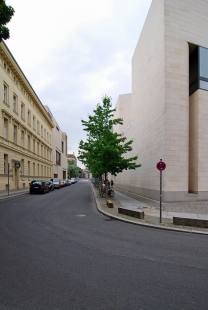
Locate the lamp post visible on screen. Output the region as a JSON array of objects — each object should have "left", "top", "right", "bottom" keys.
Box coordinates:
[{"left": 7, "top": 163, "right": 13, "bottom": 196}]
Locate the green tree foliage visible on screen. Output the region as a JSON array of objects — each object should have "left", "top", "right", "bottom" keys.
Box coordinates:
[
  {"left": 0, "top": 0, "right": 15, "bottom": 41},
  {"left": 67, "top": 159, "right": 82, "bottom": 178},
  {"left": 78, "top": 95, "right": 141, "bottom": 185}
]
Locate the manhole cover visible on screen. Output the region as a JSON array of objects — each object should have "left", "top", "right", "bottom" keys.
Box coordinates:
[{"left": 75, "top": 214, "right": 86, "bottom": 217}]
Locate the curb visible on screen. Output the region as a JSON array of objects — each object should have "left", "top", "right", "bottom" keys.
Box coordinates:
[
  {"left": 0, "top": 191, "right": 28, "bottom": 200},
  {"left": 92, "top": 186, "right": 208, "bottom": 236}
]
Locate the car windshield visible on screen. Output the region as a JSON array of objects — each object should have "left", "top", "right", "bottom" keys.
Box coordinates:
[{"left": 32, "top": 182, "right": 42, "bottom": 185}]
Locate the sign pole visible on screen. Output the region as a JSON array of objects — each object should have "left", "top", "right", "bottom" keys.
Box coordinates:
[
  {"left": 156, "top": 159, "right": 166, "bottom": 224},
  {"left": 160, "top": 159, "right": 162, "bottom": 223},
  {"left": 8, "top": 163, "right": 9, "bottom": 196}
]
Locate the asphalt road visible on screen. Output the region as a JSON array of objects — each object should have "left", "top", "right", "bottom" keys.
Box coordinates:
[{"left": 0, "top": 180, "right": 208, "bottom": 310}]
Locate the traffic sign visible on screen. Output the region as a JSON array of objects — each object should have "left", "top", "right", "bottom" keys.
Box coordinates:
[{"left": 156, "top": 161, "right": 166, "bottom": 171}]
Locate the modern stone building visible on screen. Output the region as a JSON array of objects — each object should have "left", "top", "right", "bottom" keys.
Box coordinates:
[
  {"left": 0, "top": 41, "right": 54, "bottom": 191},
  {"left": 45, "top": 106, "right": 68, "bottom": 180},
  {"left": 113, "top": 0, "right": 208, "bottom": 202}
]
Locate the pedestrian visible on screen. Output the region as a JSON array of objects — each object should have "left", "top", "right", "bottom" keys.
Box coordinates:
[{"left": 111, "top": 180, "right": 114, "bottom": 187}]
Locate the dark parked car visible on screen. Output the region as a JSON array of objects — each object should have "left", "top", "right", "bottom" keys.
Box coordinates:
[
  {"left": 30, "top": 181, "right": 50, "bottom": 194},
  {"left": 50, "top": 178, "right": 61, "bottom": 189},
  {"left": 47, "top": 181, "right": 54, "bottom": 191}
]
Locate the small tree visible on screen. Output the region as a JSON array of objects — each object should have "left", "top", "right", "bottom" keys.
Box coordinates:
[
  {"left": 0, "top": 0, "right": 15, "bottom": 41},
  {"left": 78, "top": 95, "right": 141, "bottom": 198},
  {"left": 67, "top": 159, "right": 82, "bottom": 178}
]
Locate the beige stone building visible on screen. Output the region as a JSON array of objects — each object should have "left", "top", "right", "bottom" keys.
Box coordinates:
[
  {"left": 0, "top": 41, "right": 54, "bottom": 191},
  {"left": 113, "top": 0, "right": 208, "bottom": 202},
  {"left": 45, "top": 106, "right": 68, "bottom": 179}
]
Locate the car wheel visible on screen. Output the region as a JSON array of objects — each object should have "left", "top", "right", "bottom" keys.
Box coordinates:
[
  {"left": 30, "top": 190, "right": 33, "bottom": 194},
  {"left": 43, "top": 189, "right": 46, "bottom": 194}
]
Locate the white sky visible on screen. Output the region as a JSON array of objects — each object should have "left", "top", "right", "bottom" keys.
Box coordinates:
[{"left": 6, "top": 0, "right": 152, "bottom": 168}]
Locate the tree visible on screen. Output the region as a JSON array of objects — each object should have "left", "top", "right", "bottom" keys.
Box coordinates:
[
  {"left": 67, "top": 159, "right": 82, "bottom": 178},
  {"left": 78, "top": 95, "right": 141, "bottom": 197},
  {"left": 0, "top": 0, "right": 15, "bottom": 41}
]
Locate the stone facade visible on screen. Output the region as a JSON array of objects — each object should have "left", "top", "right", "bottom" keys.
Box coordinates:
[
  {"left": 0, "top": 42, "right": 54, "bottom": 191},
  {"left": 113, "top": 0, "right": 208, "bottom": 202},
  {"left": 45, "top": 106, "right": 68, "bottom": 179}
]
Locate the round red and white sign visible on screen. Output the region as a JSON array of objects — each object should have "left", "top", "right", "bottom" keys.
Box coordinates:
[{"left": 156, "top": 161, "right": 166, "bottom": 171}]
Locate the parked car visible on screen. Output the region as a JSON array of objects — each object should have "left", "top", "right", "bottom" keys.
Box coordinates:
[
  {"left": 30, "top": 181, "right": 50, "bottom": 194},
  {"left": 47, "top": 181, "right": 54, "bottom": 191},
  {"left": 65, "top": 179, "right": 71, "bottom": 186},
  {"left": 60, "top": 180, "right": 66, "bottom": 187},
  {"left": 71, "top": 178, "right": 76, "bottom": 184},
  {"left": 50, "top": 178, "right": 61, "bottom": 189}
]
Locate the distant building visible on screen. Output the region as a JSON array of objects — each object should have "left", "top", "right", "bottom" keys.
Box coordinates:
[
  {"left": 67, "top": 153, "right": 77, "bottom": 165},
  {"left": 45, "top": 106, "right": 68, "bottom": 179},
  {"left": 113, "top": 0, "right": 208, "bottom": 202},
  {"left": 0, "top": 41, "right": 53, "bottom": 191}
]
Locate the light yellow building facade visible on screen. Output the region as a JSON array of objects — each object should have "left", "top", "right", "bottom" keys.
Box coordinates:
[
  {"left": 113, "top": 0, "right": 208, "bottom": 202},
  {"left": 45, "top": 106, "right": 68, "bottom": 179},
  {"left": 0, "top": 41, "right": 54, "bottom": 191}
]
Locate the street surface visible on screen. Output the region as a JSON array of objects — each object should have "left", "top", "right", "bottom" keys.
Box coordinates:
[{"left": 0, "top": 180, "right": 208, "bottom": 309}]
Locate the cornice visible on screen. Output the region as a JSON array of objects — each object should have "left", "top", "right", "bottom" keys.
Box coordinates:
[{"left": 0, "top": 41, "right": 54, "bottom": 129}]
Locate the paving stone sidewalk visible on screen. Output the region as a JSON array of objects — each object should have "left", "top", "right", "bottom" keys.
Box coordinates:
[{"left": 92, "top": 185, "right": 208, "bottom": 234}]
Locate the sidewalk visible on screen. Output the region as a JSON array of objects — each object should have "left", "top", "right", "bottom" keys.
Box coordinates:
[
  {"left": 0, "top": 188, "right": 29, "bottom": 199},
  {"left": 92, "top": 185, "right": 208, "bottom": 234}
]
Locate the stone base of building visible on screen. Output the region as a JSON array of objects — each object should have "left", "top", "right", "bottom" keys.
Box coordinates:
[{"left": 114, "top": 184, "right": 208, "bottom": 203}]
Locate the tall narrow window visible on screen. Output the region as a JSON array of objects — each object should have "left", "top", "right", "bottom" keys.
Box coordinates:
[
  {"left": 33, "top": 116, "right": 36, "bottom": 130},
  {"left": 33, "top": 162, "right": 35, "bottom": 178},
  {"left": 56, "top": 150, "right": 61, "bottom": 166},
  {"left": 28, "top": 110, "right": 31, "bottom": 126},
  {"left": 21, "top": 130, "right": 24, "bottom": 147},
  {"left": 37, "top": 121, "right": 40, "bottom": 134},
  {"left": 21, "top": 159, "right": 24, "bottom": 175},
  {"left": 13, "top": 125, "right": 17, "bottom": 144},
  {"left": 41, "top": 125, "right": 43, "bottom": 137},
  {"left": 37, "top": 142, "right": 39, "bottom": 155},
  {"left": 3, "top": 118, "right": 8, "bottom": 139},
  {"left": 62, "top": 141, "right": 64, "bottom": 153},
  {"left": 33, "top": 139, "right": 35, "bottom": 153},
  {"left": 21, "top": 103, "right": 25, "bottom": 120},
  {"left": 28, "top": 161, "right": 30, "bottom": 180},
  {"left": 3, "top": 84, "right": 8, "bottom": 103},
  {"left": 28, "top": 135, "right": 30, "bottom": 150},
  {"left": 13, "top": 94, "right": 17, "bottom": 112},
  {"left": 4, "top": 154, "right": 8, "bottom": 174}
]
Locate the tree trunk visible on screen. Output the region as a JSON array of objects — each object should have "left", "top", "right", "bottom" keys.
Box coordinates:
[{"left": 105, "top": 172, "right": 108, "bottom": 201}]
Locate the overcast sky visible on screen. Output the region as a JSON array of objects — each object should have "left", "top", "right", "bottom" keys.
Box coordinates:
[{"left": 6, "top": 0, "right": 152, "bottom": 167}]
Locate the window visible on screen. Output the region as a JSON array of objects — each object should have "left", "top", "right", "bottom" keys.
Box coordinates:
[
  {"left": 56, "top": 150, "right": 61, "bottom": 166},
  {"left": 13, "top": 94, "right": 17, "bottom": 112},
  {"left": 3, "top": 84, "right": 8, "bottom": 103},
  {"left": 33, "top": 116, "right": 36, "bottom": 130},
  {"left": 3, "top": 118, "right": 8, "bottom": 139},
  {"left": 28, "top": 135, "right": 30, "bottom": 150},
  {"left": 21, "top": 130, "right": 24, "bottom": 147},
  {"left": 37, "top": 142, "right": 39, "bottom": 155},
  {"left": 33, "top": 162, "right": 35, "bottom": 178},
  {"left": 33, "top": 139, "right": 35, "bottom": 153},
  {"left": 44, "top": 129, "right": 46, "bottom": 140},
  {"left": 37, "top": 164, "right": 39, "bottom": 178},
  {"left": 28, "top": 161, "right": 30, "bottom": 180},
  {"left": 4, "top": 154, "right": 8, "bottom": 174},
  {"left": 189, "top": 45, "right": 208, "bottom": 95},
  {"left": 28, "top": 110, "right": 31, "bottom": 126},
  {"left": 62, "top": 141, "right": 64, "bottom": 153},
  {"left": 41, "top": 125, "right": 43, "bottom": 137},
  {"left": 21, "top": 103, "right": 25, "bottom": 120},
  {"left": 14, "top": 125, "right": 17, "bottom": 144},
  {"left": 41, "top": 145, "right": 43, "bottom": 157},
  {"left": 21, "top": 159, "right": 24, "bottom": 175}
]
